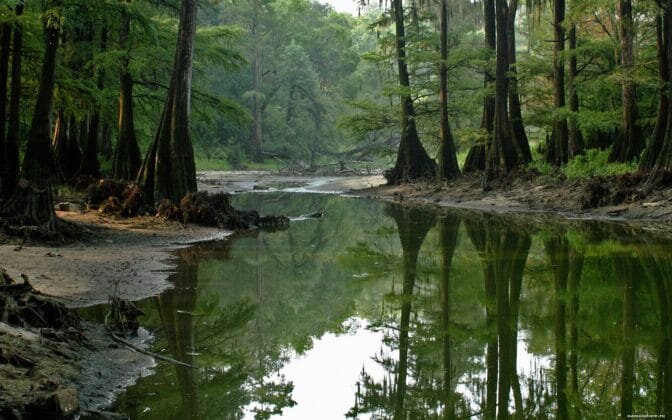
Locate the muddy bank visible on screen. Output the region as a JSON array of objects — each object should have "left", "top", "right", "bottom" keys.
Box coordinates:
[{"left": 351, "top": 171, "right": 672, "bottom": 226}]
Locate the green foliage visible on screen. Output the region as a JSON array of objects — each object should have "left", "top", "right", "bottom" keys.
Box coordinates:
[{"left": 564, "top": 149, "right": 638, "bottom": 179}]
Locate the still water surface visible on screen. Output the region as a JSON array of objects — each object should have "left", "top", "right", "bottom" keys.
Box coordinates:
[{"left": 90, "top": 192, "right": 672, "bottom": 419}]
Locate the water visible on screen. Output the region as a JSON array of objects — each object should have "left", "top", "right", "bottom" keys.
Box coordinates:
[{"left": 86, "top": 192, "right": 672, "bottom": 419}]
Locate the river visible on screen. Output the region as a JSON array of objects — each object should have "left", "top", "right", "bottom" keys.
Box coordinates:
[{"left": 82, "top": 190, "right": 672, "bottom": 419}]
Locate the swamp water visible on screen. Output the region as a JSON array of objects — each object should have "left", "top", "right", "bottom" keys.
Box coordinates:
[{"left": 84, "top": 192, "right": 672, "bottom": 419}]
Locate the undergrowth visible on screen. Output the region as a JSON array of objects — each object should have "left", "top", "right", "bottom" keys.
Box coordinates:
[{"left": 528, "top": 149, "right": 638, "bottom": 181}]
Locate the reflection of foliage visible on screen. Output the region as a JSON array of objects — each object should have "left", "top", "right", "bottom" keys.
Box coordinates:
[
  {"left": 102, "top": 195, "right": 672, "bottom": 418},
  {"left": 252, "top": 380, "right": 296, "bottom": 419}
]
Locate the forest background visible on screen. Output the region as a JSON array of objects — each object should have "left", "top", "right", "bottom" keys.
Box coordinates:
[{"left": 0, "top": 0, "right": 670, "bottom": 197}]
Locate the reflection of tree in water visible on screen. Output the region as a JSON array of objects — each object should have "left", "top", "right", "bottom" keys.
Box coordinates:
[
  {"left": 349, "top": 204, "right": 441, "bottom": 418},
  {"left": 154, "top": 248, "right": 201, "bottom": 419},
  {"left": 439, "top": 214, "right": 461, "bottom": 419},
  {"left": 465, "top": 216, "right": 531, "bottom": 419},
  {"left": 636, "top": 242, "right": 672, "bottom": 418},
  {"left": 543, "top": 234, "right": 583, "bottom": 420},
  {"left": 148, "top": 242, "right": 295, "bottom": 419},
  {"left": 345, "top": 209, "right": 672, "bottom": 420}
]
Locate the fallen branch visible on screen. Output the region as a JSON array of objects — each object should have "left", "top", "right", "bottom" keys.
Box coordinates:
[{"left": 108, "top": 331, "right": 196, "bottom": 369}]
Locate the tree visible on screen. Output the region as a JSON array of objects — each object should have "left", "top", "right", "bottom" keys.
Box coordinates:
[
  {"left": 3, "top": 1, "right": 25, "bottom": 197},
  {"left": 139, "top": 0, "right": 198, "bottom": 204},
  {"left": 1, "top": 1, "right": 61, "bottom": 231},
  {"left": 437, "top": 0, "right": 460, "bottom": 181},
  {"left": 506, "top": 0, "right": 531, "bottom": 164},
  {"left": 647, "top": 0, "right": 672, "bottom": 182},
  {"left": 80, "top": 25, "right": 108, "bottom": 179},
  {"left": 463, "top": 0, "right": 495, "bottom": 173},
  {"left": 567, "top": 16, "right": 584, "bottom": 158},
  {"left": 385, "top": 0, "right": 437, "bottom": 184},
  {"left": 0, "top": 10, "right": 13, "bottom": 198},
  {"left": 641, "top": 10, "right": 669, "bottom": 171},
  {"left": 545, "top": 0, "right": 569, "bottom": 166},
  {"left": 483, "top": 0, "right": 521, "bottom": 186},
  {"left": 112, "top": 0, "right": 141, "bottom": 181},
  {"left": 608, "top": 0, "right": 643, "bottom": 163},
  {"left": 249, "top": 0, "right": 265, "bottom": 162}
]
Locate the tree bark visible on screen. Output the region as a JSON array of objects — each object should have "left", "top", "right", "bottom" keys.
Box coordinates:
[
  {"left": 80, "top": 26, "right": 108, "bottom": 179},
  {"left": 113, "top": 3, "right": 141, "bottom": 181},
  {"left": 53, "top": 114, "right": 82, "bottom": 180},
  {"left": 138, "top": 0, "right": 197, "bottom": 204},
  {"left": 641, "top": 13, "right": 669, "bottom": 172},
  {"left": 545, "top": 0, "right": 569, "bottom": 165},
  {"left": 385, "top": 0, "right": 437, "bottom": 184},
  {"left": 437, "top": 0, "right": 460, "bottom": 181},
  {"left": 4, "top": 1, "right": 24, "bottom": 198},
  {"left": 568, "top": 23, "right": 585, "bottom": 158},
  {"left": 483, "top": 0, "right": 518, "bottom": 187},
  {"left": 648, "top": 0, "right": 672, "bottom": 183},
  {"left": 249, "top": 0, "right": 263, "bottom": 163},
  {"left": 2, "top": 2, "right": 60, "bottom": 231},
  {"left": 0, "top": 23, "right": 11, "bottom": 199},
  {"left": 463, "top": 0, "right": 495, "bottom": 173},
  {"left": 609, "top": 0, "right": 644, "bottom": 163},
  {"left": 506, "top": 0, "right": 531, "bottom": 165}
]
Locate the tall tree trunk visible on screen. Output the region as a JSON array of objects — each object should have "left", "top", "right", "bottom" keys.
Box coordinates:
[
  {"left": 250, "top": 0, "right": 263, "bottom": 163},
  {"left": 80, "top": 26, "right": 108, "bottom": 179},
  {"left": 4, "top": 1, "right": 24, "bottom": 197},
  {"left": 385, "top": 0, "right": 437, "bottom": 184},
  {"left": 567, "top": 23, "right": 585, "bottom": 158},
  {"left": 437, "top": 0, "right": 460, "bottom": 181},
  {"left": 545, "top": 0, "right": 569, "bottom": 165},
  {"left": 648, "top": 0, "right": 672, "bottom": 183},
  {"left": 99, "top": 121, "right": 113, "bottom": 160},
  {"left": 0, "top": 23, "right": 11, "bottom": 199},
  {"left": 484, "top": 0, "right": 518, "bottom": 187},
  {"left": 506, "top": 0, "right": 531, "bottom": 165},
  {"left": 641, "top": 13, "right": 669, "bottom": 171},
  {"left": 609, "top": 0, "right": 644, "bottom": 163},
  {"left": 54, "top": 114, "right": 82, "bottom": 180},
  {"left": 2, "top": 2, "right": 61, "bottom": 231},
  {"left": 463, "top": 0, "right": 495, "bottom": 173},
  {"left": 138, "top": 0, "right": 197, "bottom": 204},
  {"left": 113, "top": 1, "right": 141, "bottom": 180}
]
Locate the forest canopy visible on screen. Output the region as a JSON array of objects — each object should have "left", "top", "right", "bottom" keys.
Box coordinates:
[{"left": 0, "top": 0, "right": 672, "bottom": 225}]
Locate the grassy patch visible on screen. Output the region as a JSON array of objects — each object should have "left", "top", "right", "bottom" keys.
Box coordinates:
[
  {"left": 526, "top": 149, "right": 638, "bottom": 181},
  {"left": 563, "top": 149, "right": 637, "bottom": 179}
]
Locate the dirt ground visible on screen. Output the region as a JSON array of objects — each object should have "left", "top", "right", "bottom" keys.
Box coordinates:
[
  {"left": 352, "top": 171, "right": 672, "bottom": 226},
  {"left": 1, "top": 170, "right": 671, "bottom": 417}
]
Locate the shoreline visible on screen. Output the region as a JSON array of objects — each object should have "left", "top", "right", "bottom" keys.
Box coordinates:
[{"left": 1, "top": 170, "right": 671, "bottom": 417}]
